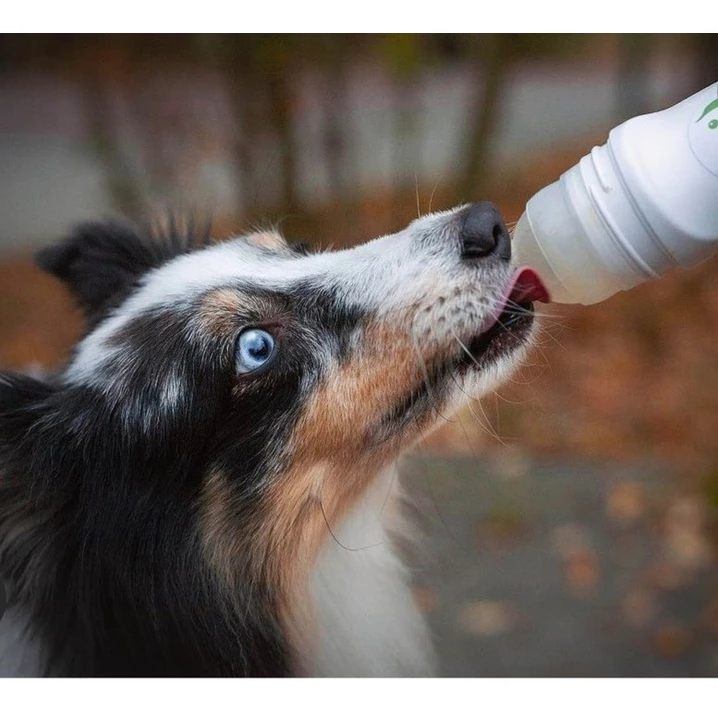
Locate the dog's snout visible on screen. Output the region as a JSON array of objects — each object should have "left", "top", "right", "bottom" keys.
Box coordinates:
[{"left": 459, "top": 202, "right": 511, "bottom": 262}]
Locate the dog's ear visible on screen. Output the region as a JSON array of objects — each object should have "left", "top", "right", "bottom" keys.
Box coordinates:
[
  {"left": 35, "top": 221, "right": 163, "bottom": 323},
  {"left": 35, "top": 220, "right": 201, "bottom": 325}
]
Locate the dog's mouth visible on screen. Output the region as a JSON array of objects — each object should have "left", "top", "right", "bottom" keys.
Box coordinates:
[
  {"left": 464, "top": 267, "right": 550, "bottom": 364},
  {"left": 374, "top": 267, "right": 549, "bottom": 444}
]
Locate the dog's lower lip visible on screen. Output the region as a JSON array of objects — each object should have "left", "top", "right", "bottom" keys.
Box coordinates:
[
  {"left": 470, "top": 300, "right": 533, "bottom": 351},
  {"left": 463, "top": 302, "right": 534, "bottom": 364}
]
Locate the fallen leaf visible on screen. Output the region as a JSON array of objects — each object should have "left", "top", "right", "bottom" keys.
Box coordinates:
[
  {"left": 621, "top": 589, "right": 656, "bottom": 628},
  {"left": 652, "top": 623, "right": 693, "bottom": 660},
  {"left": 606, "top": 482, "right": 645, "bottom": 524},
  {"left": 457, "top": 601, "right": 516, "bottom": 636},
  {"left": 565, "top": 550, "right": 601, "bottom": 597},
  {"left": 551, "top": 523, "right": 590, "bottom": 560},
  {"left": 412, "top": 586, "right": 437, "bottom": 615}
]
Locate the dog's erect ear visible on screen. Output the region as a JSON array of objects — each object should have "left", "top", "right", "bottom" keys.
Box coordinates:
[
  {"left": 35, "top": 220, "right": 205, "bottom": 324},
  {"left": 35, "top": 221, "right": 162, "bottom": 323}
]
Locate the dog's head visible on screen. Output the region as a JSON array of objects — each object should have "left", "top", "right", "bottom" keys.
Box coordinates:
[
  {"left": 47, "top": 204, "right": 543, "bottom": 446},
  {"left": 0, "top": 203, "right": 547, "bottom": 674}
]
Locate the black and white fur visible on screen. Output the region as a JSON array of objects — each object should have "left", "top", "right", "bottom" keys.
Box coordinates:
[{"left": 0, "top": 205, "right": 536, "bottom": 676}]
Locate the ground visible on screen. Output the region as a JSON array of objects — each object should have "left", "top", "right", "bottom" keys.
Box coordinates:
[{"left": 410, "top": 454, "right": 718, "bottom": 677}]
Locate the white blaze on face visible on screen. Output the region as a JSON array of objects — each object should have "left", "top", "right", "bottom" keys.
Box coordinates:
[{"left": 64, "top": 206, "right": 515, "bottom": 397}]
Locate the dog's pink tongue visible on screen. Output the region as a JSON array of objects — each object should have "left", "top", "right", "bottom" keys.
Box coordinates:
[{"left": 508, "top": 267, "right": 550, "bottom": 304}]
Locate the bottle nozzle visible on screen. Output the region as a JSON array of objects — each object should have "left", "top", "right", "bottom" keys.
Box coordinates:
[
  {"left": 511, "top": 211, "right": 573, "bottom": 304},
  {"left": 511, "top": 82, "right": 718, "bottom": 306}
]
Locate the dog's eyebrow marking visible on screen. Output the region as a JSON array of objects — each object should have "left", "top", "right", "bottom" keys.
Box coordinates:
[{"left": 196, "top": 287, "right": 263, "bottom": 338}]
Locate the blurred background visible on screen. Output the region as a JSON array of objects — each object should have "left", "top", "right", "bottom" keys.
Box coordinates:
[{"left": 1, "top": 33, "right": 717, "bottom": 676}]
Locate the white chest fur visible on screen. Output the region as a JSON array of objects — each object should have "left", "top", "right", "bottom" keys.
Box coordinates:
[{"left": 307, "top": 465, "right": 435, "bottom": 677}]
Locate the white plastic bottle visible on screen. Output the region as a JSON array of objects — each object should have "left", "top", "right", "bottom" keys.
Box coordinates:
[{"left": 512, "top": 81, "right": 718, "bottom": 304}]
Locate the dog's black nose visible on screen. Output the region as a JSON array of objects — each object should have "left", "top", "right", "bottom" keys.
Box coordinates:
[{"left": 460, "top": 201, "right": 511, "bottom": 261}]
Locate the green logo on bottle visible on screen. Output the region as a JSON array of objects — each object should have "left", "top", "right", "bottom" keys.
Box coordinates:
[
  {"left": 689, "top": 85, "right": 718, "bottom": 176},
  {"left": 697, "top": 97, "right": 718, "bottom": 129}
]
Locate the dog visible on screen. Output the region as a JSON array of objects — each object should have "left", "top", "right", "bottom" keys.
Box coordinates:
[{"left": 0, "top": 202, "right": 548, "bottom": 676}]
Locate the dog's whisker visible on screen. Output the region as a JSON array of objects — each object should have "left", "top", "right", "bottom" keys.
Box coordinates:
[
  {"left": 319, "top": 497, "right": 385, "bottom": 553},
  {"left": 448, "top": 370, "right": 507, "bottom": 447},
  {"left": 409, "top": 326, "right": 455, "bottom": 425},
  {"left": 428, "top": 170, "right": 445, "bottom": 215},
  {"left": 414, "top": 171, "right": 421, "bottom": 219}
]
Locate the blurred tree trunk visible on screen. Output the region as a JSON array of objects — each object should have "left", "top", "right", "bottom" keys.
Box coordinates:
[
  {"left": 391, "top": 76, "right": 418, "bottom": 228},
  {"left": 219, "top": 36, "right": 262, "bottom": 220},
  {"left": 693, "top": 34, "right": 718, "bottom": 92},
  {"left": 323, "top": 36, "right": 349, "bottom": 205},
  {"left": 617, "top": 34, "right": 653, "bottom": 120},
  {"left": 129, "top": 83, "right": 175, "bottom": 203},
  {"left": 458, "top": 34, "right": 506, "bottom": 202},
  {"left": 76, "top": 43, "right": 143, "bottom": 216},
  {"left": 382, "top": 35, "right": 428, "bottom": 228},
  {"left": 266, "top": 62, "right": 298, "bottom": 215},
  {"left": 219, "top": 37, "right": 298, "bottom": 226}
]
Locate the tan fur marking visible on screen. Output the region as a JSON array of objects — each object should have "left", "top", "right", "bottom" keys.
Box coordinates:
[
  {"left": 199, "top": 316, "right": 455, "bottom": 671},
  {"left": 262, "top": 320, "right": 448, "bottom": 657},
  {"left": 200, "top": 469, "right": 245, "bottom": 589},
  {"left": 197, "top": 287, "right": 262, "bottom": 337},
  {"left": 246, "top": 231, "right": 291, "bottom": 254}
]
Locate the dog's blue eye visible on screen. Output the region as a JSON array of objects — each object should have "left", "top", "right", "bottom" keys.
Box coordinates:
[{"left": 236, "top": 328, "right": 276, "bottom": 374}]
